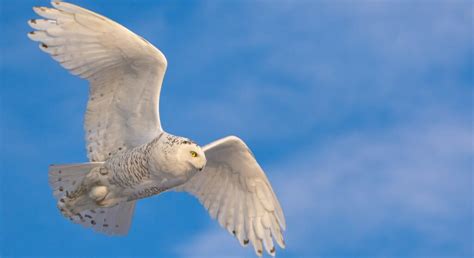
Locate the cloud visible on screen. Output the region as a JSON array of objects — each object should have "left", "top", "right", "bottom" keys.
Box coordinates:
[
  {"left": 154, "top": 0, "right": 472, "bottom": 146},
  {"left": 176, "top": 114, "right": 472, "bottom": 257}
]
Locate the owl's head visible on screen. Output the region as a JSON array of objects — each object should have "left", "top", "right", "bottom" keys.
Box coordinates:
[
  {"left": 148, "top": 134, "right": 207, "bottom": 181},
  {"left": 175, "top": 139, "right": 207, "bottom": 173}
]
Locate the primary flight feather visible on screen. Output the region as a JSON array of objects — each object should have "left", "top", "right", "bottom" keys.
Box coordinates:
[{"left": 28, "top": 1, "right": 286, "bottom": 256}]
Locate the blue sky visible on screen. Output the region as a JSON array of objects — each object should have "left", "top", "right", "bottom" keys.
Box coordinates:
[{"left": 0, "top": 0, "right": 472, "bottom": 257}]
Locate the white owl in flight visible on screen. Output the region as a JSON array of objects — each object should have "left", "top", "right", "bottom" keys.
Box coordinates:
[{"left": 28, "top": 1, "right": 285, "bottom": 256}]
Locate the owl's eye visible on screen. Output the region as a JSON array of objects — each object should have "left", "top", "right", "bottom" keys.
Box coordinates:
[{"left": 190, "top": 151, "right": 198, "bottom": 158}]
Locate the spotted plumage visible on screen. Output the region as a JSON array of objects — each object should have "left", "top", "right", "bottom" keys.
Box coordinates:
[{"left": 30, "top": 1, "right": 285, "bottom": 256}]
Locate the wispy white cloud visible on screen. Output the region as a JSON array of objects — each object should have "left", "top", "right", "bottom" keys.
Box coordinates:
[{"left": 153, "top": 0, "right": 472, "bottom": 145}]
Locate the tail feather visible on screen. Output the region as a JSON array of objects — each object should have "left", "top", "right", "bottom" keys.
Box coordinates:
[
  {"left": 48, "top": 162, "right": 136, "bottom": 235},
  {"left": 77, "top": 201, "right": 136, "bottom": 235}
]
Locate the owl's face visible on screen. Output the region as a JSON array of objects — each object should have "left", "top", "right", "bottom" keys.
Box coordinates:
[
  {"left": 148, "top": 134, "right": 207, "bottom": 182},
  {"left": 176, "top": 140, "right": 207, "bottom": 173}
]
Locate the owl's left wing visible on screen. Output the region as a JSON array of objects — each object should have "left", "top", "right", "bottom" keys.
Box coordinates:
[
  {"left": 27, "top": 1, "right": 167, "bottom": 161},
  {"left": 176, "top": 136, "right": 286, "bottom": 257}
]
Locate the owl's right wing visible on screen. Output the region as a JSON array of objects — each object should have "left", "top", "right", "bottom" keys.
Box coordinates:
[
  {"left": 176, "top": 136, "right": 286, "bottom": 256},
  {"left": 28, "top": 1, "right": 167, "bottom": 161}
]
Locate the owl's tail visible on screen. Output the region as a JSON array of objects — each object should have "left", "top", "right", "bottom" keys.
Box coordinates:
[
  {"left": 48, "top": 162, "right": 105, "bottom": 219},
  {"left": 48, "top": 162, "right": 136, "bottom": 235},
  {"left": 48, "top": 162, "right": 103, "bottom": 201}
]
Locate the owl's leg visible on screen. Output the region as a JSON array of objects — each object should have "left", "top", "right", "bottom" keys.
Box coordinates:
[
  {"left": 57, "top": 198, "right": 75, "bottom": 218},
  {"left": 59, "top": 193, "right": 92, "bottom": 216},
  {"left": 56, "top": 184, "right": 106, "bottom": 217},
  {"left": 86, "top": 184, "right": 124, "bottom": 208},
  {"left": 56, "top": 181, "right": 88, "bottom": 217}
]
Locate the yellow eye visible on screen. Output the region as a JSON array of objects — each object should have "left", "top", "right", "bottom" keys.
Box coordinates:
[{"left": 190, "top": 151, "right": 198, "bottom": 158}]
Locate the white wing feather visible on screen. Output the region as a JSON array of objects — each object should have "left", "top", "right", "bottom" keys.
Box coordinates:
[
  {"left": 28, "top": 1, "right": 167, "bottom": 161},
  {"left": 176, "top": 136, "right": 286, "bottom": 256},
  {"left": 28, "top": 1, "right": 167, "bottom": 235}
]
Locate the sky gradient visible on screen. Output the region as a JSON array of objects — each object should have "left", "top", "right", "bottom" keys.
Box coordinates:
[{"left": 0, "top": 0, "right": 472, "bottom": 257}]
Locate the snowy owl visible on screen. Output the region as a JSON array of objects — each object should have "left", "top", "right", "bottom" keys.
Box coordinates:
[{"left": 28, "top": 1, "right": 285, "bottom": 256}]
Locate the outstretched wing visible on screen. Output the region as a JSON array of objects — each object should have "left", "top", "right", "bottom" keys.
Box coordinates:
[
  {"left": 28, "top": 1, "right": 167, "bottom": 235},
  {"left": 176, "top": 136, "right": 286, "bottom": 257},
  {"left": 28, "top": 1, "right": 167, "bottom": 161}
]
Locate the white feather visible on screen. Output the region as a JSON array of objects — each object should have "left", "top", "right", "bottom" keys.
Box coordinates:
[
  {"left": 176, "top": 136, "right": 286, "bottom": 256},
  {"left": 28, "top": 1, "right": 167, "bottom": 163}
]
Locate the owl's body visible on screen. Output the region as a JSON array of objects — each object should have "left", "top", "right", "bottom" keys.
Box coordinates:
[{"left": 52, "top": 132, "right": 206, "bottom": 218}]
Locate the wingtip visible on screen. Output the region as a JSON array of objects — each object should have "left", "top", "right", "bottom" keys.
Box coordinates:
[
  {"left": 26, "top": 31, "right": 35, "bottom": 40},
  {"left": 269, "top": 246, "right": 276, "bottom": 256},
  {"left": 51, "top": 1, "right": 62, "bottom": 8},
  {"left": 32, "top": 6, "right": 42, "bottom": 12},
  {"left": 32, "top": 6, "right": 47, "bottom": 16},
  {"left": 275, "top": 210, "right": 286, "bottom": 231},
  {"left": 27, "top": 19, "right": 37, "bottom": 29}
]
